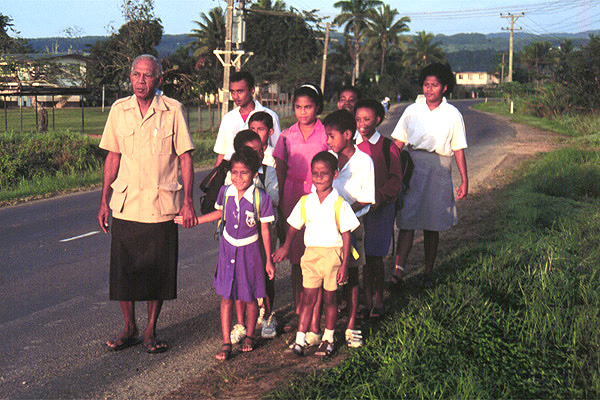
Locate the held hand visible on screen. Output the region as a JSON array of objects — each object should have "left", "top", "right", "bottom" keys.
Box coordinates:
[
  {"left": 178, "top": 202, "right": 198, "bottom": 228},
  {"left": 455, "top": 181, "right": 468, "bottom": 200},
  {"left": 97, "top": 204, "right": 110, "bottom": 233},
  {"left": 272, "top": 247, "right": 289, "bottom": 264},
  {"left": 265, "top": 260, "right": 276, "bottom": 280},
  {"left": 337, "top": 265, "right": 349, "bottom": 285}
]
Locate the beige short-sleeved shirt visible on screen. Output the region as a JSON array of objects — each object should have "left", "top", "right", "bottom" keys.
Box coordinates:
[{"left": 99, "top": 94, "right": 195, "bottom": 223}]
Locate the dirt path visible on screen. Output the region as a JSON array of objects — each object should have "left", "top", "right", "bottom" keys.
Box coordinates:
[{"left": 164, "top": 111, "right": 561, "bottom": 400}]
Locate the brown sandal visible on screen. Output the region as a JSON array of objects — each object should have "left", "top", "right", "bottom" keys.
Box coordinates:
[
  {"left": 315, "top": 340, "right": 334, "bottom": 357},
  {"left": 216, "top": 343, "right": 232, "bottom": 360},
  {"left": 240, "top": 336, "right": 256, "bottom": 352}
]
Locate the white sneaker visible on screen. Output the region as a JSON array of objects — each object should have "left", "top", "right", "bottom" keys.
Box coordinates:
[
  {"left": 261, "top": 312, "right": 277, "bottom": 338},
  {"left": 256, "top": 306, "right": 266, "bottom": 326},
  {"left": 345, "top": 328, "right": 363, "bottom": 348},
  {"left": 230, "top": 323, "right": 246, "bottom": 344},
  {"left": 305, "top": 331, "right": 322, "bottom": 347}
]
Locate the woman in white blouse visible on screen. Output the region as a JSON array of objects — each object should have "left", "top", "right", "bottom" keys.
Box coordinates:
[{"left": 390, "top": 63, "right": 468, "bottom": 287}]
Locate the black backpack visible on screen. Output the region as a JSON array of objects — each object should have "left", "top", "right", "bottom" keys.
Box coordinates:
[
  {"left": 382, "top": 137, "right": 414, "bottom": 192},
  {"left": 198, "top": 160, "right": 230, "bottom": 215}
]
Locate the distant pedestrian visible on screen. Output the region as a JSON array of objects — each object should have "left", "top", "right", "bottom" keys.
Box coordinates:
[
  {"left": 97, "top": 54, "right": 197, "bottom": 354},
  {"left": 37, "top": 103, "right": 48, "bottom": 132}
]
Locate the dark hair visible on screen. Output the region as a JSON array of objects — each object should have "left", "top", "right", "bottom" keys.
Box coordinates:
[
  {"left": 322, "top": 109, "right": 356, "bottom": 135},
  {"left": 311, "top": 151, "right": 338, "bottom": 173},
  {"left": 293, "top": 83, "right": 324, "bottom": 114},
  {"left": 233, "top": 129, "right": 261, "bottom": 153},
  {"left": 355, "top": 99, "right": 385, "bottom": 125},
  {"left": 230, "top": 70, "right": 255, "bottom": 89},
  {"left": 230, "top": 146, "right": 261, "bottom": 175},
  {"left": 338, "top": 85, "right": 361, "bottom": 100},
  {"left": 248, "top": 111, "right": 273, "bottom": 130},
  {"left": 418, "top": 63, "right": 456, "bottom": 94}
]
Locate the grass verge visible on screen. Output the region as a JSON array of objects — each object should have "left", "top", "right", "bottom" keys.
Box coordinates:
[{"left": 267, "top": 147, "right": 600, "bottom": 398}]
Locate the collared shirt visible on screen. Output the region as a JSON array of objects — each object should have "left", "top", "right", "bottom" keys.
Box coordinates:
[
  {"left": 391, "top": 97, "right": 467, "bottom": 157},
  {"left": 273, "top": 120, "right": 328, "bottom": 195},
  {"left": 224, "top": 164, "right": 279, "bottom": 207},
  {"left": 263, "top": 145, "right": 276, "bottom": 168},
  {"left": 213, "top": 100, "right": 281, "bottom": 160},
  {"left": 357, "top": 131, "right": 402, "bottom": 206},
  {"left": 287, "top": 189, "right": 359, "bottom": 248},
  {"left": 332, "top": 146, "right": 376, "bottom": 218},
  {"left": 99, "top": 94, "right": 194, "bottom": 223}
]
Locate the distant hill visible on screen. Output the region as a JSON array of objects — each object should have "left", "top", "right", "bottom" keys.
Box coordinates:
[{"left": 24, "top": 30, "right": 598, "bottom": 73}]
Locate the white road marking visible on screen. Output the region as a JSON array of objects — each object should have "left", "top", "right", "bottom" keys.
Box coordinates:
[{"left": 59, "top": 231, "right": 100, "bottom": 242}]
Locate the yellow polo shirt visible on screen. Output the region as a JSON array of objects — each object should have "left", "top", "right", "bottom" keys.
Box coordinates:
[{"left": 99, "top": 94, "right": 195, "bottom": 223}]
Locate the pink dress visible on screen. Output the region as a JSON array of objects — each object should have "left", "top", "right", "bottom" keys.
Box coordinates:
[{"left": 273, "top": 120, "right": 328, "bottom": 264}]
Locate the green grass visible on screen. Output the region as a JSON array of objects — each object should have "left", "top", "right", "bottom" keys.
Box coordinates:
[
  {"left": 474, "top": 100, "right": 600, "bottom": 145},
  {"left": 266, "top": 147, "right": 600, "bottom": 399}
]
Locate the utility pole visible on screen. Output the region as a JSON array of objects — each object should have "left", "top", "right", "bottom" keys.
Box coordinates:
[
  {"left": 319, "top": 22, "right": 330, "bottom": 94},
  {"left": 501, "top": 52, "right": 505, "bottom": 84},
  {"left": 214, "top": 0, "right": 253, "bottom": 117},
  {"left": 500, "top": 12, "right": 524, "bottom": 83}
]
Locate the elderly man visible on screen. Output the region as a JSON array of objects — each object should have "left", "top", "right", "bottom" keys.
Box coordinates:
[{"left": 97, "top": 54, "right": 197, "bottom": 354}]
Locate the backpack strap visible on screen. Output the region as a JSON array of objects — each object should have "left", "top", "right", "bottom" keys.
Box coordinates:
[
  {"left": 216, "top": 185, "right": 230, "bottom": 238},
  {"left": 300, "top": 195, "right": 308, "bottom": 225},
  {"left": 382, "top": 137, "right": 391, "bottom": 173},
  {"left": 253, "top": 186, "right": 261, "bottom": 223},
  {"left": 334, "top": 196, "right": 359, "bottom": 260}
]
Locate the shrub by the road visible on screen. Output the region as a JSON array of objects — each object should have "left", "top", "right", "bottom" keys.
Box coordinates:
[
  {"left": 268, "top": 148, "right": 600, "bottom": 398},
  {"left": 0, "top": 130, "right": 105, "bottom": 189}
]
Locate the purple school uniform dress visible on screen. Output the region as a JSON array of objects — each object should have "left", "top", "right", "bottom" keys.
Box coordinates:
[{"left": 213, "top": 185, "right": 274, "bottom": 302}]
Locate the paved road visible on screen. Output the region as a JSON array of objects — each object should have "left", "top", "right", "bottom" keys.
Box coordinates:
[{"left": 0, "top": 99, "right": 515, "bottom": 399}]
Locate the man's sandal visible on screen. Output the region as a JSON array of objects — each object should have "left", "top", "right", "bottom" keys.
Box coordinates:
[
  {"left": 315, "top": 340, "right": 334, "bottom": 357},
  {"left": 216, "top": 343, "right": 232, "bottom": 360},
  {"left": 143, "top": 339, "right": 168, "bottom": 354},
  {"left": 240, "top": 336, "right": 256, "bottom": 352},
  {"left": 106, "top": 335, "right": 141, "bottom": 351}
]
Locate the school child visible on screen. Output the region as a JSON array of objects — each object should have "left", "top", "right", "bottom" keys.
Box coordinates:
[
  {"left": 176, "top": 147, "right": 275, "bottom": 360},
  {"left": 224, "top": 130, "right": 279, "bottom": 340},
  {"left": 323, "top": 109, "right": 375, "bottom": 347},
  {"left": 248, "top": 111, "right": 276, "bottom": 168},
  {"left": 355, "top": 99, "right": 402, "bottom": 318},
  {"left": 273, "top": 84, "right": 328, "bottom": 336},
  {"left": 337, "top": 85, "right": 361, "bottom": 113},
  {"left": 273, "top": 151, "right": 359, "bottom": 356}
]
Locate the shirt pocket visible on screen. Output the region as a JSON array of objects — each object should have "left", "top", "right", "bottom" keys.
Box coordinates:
[
  {"left": 109, "top": 177, "right": 128, "bottom": 213},
  {"left": 116, "top": 127, "right": 135, "bottom": 155},
  {"left": 152, "top": 129, "right": 174, "bottom": 155},
  {"left": 158, "top": 182, "right": 182, "bottom": 216}
]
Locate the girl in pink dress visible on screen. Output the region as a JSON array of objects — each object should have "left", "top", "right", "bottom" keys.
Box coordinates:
[{"left": 273, "top": 84, "right": 327, "bottom": 332}]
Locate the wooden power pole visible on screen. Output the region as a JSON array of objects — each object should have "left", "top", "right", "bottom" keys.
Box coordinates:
[
  {"left": 500, "top": 12, "right": 524, "bottom": 83},
  {"left": 319, "top": 22, "right": 330, "bottom": 94}
]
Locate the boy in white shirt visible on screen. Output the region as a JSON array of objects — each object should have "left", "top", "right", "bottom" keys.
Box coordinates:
[
  {"left": 248, "top": 111, "right": 277, "bottom": 168},
  {"left": 323, "top": 110, "right": 376, "bottom": 348},
  {"left": 273, "top": 151, "right": 359, "bottom": 357}
]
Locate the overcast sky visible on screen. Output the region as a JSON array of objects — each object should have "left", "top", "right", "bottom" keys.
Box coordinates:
[{"left": 3, "top": 0, "right": 599, "bottom": 38}]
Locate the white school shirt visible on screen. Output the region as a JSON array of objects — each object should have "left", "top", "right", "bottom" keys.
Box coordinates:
[
  {"left": 332, "top": 146, "right": 376, "bottom": 218},
  {"left": 213, "top": 100, "right": 282, "bottom": 160},
  {"left": 287, "top": 189, "right": 360, "bottom": 248},
  {"left": 390, "top": 96, "right": 467, "bottom": 157},
  {"left": 263, "top": 145, "right": 276, "bottom": 168}
]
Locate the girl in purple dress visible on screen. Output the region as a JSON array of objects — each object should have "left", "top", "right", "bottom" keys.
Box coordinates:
[{"left": 177, "top": 147, "right": 275, "bottom": 360}]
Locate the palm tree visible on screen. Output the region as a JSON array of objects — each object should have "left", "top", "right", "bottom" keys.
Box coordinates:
[
  {"left": 188, "top": 7, "right": 226, "bottom": 67},
  {"left": 523, "top": 40, "right": 553, "bottom": 81},
  {"left": 334, "top": 0, "right": 383, "bottom": 85},
  {"left": 365, "top": 4, "right": 410, "bottom": 76},
  {"left": 405, "top": 30, "right": 445, "bottom": 70}
]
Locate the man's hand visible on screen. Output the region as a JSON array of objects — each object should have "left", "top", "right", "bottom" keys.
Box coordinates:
[
  {"left": 97, "top": 204, "right": 111, "bottom": 233},
  {"left": 177, "top": 201, "right": 198, "bottom": 228}
]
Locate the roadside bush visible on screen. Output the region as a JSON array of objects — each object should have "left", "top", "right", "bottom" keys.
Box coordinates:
[
  {"left": 0, "top": 130, "right": 105, "bottom": 189},
  {"left": 524, "top": 83, "right": 575, "bottom": 117}
]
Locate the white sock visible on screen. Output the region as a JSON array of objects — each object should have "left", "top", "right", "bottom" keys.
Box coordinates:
[
  {"left": 395, "top": 264, "right": 405, "bottom": 272},
  {"left": 322, "top": 329, "right": 335, "bottom": 343},
  {"left": 295, "top": 331, "right": 306, "bottom": 346}
]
